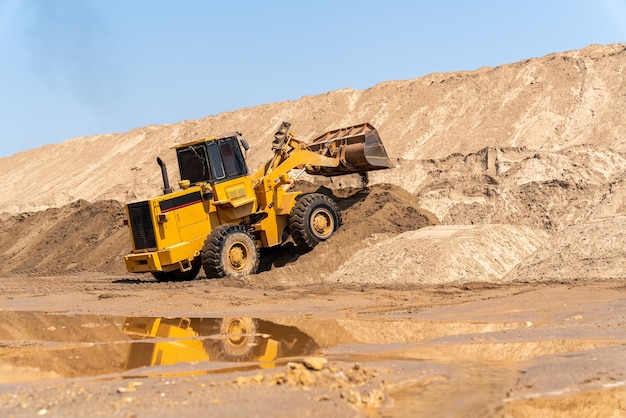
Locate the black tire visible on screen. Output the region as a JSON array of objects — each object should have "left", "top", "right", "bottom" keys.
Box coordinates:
[
  {"left": 151, "top": 258, "right": 201, "bottom": 282},
  {"left": 289, "top": 193, "right": 342, "bottom": 251},
  {"left": 201, "top": 224, "right": 260, "bottom": 278}
]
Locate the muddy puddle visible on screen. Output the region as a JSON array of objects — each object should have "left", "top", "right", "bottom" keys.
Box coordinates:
[
  {"left": 0, "top": 313, "right": 323, "bottom": 382},
  {"left": 1, "top": 309, "right": 625, "bottom": 416}
]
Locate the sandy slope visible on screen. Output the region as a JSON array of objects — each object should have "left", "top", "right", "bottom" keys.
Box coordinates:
[
  {"left": 331, "top": 225, "right": 549, "bottom": 285},
  {"left": 1, "top": 43, "right": 625, "bottom": 214}
]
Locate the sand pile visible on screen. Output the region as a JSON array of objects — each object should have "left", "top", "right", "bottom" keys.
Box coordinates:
[
  {"left": 505, "top": 215, "right": 626, "bottom": 282},
  {"left": 330, "top": 225, "right": 549, "bottom": 286},
  {"left": 409, "top": 145, "right": 626, "bottom": 230},
  {"left": 0, "top": 200, "right": 128, "bottom": 276}
]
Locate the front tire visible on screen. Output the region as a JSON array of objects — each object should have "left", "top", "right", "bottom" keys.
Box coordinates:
[
  {"left": 289, "top": 193, "right": 342, "bottom": 251},
  {"left": 201, "top": 224, "right": 260, "bottom": 278}
]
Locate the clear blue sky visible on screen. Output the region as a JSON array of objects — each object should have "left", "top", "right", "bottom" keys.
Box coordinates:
[{"left": 0, "top": 0, "right": 625, "bottom": 158}]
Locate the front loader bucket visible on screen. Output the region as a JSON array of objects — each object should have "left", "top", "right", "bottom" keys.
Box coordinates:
[{"left": 305, "top": 123, "right": 393, "bottom": 177}]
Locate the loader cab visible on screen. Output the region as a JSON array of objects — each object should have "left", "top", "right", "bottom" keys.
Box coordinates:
[
  {"left": 176, "top": 134, "right": 249, "bottom": 185},
  {"left": 176, "top": 133, "right": 258, "bottom": 223}
]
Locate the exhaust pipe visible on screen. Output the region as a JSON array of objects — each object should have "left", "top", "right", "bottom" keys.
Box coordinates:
[{"left": 157, "top": 157, "right": 174, "bottom": 194}]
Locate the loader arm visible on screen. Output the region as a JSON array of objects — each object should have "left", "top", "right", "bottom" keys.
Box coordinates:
[
  {"left": 251, "top": 145, "right": 340, "bottom": 185},
  {"left": 252, "top": 121, "right": 392, "bottom": 184},
  {"left": 248, "top": 136, "right": 345, "bottom": 250}
]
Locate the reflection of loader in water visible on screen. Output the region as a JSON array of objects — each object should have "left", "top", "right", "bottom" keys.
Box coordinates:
[{"left": 122, "top": 316, "right": 319, "bottom": 370}]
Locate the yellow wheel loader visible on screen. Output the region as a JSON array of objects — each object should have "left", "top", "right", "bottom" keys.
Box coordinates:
[{"left": 124, "top": 121, "right": 392, "bottom": 281}]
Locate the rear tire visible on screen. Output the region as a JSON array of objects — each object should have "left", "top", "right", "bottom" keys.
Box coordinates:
[
  {"left": 151, "top": 258, "right": 201, "bottom": 282},
  {"left": 202, "top": 224, "right": 260, "bottom": 278},
  {"left": 289, "top": 193, "right": 342, "bottom": 251}
]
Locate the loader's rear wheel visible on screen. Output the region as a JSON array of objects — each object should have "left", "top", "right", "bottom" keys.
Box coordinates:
[
  {"left": 151, "top": 258, "right": 201, "bottom": 282},
  {"left": 201, "top": 224, "right": 260, "bottom": 278},
  {"left": 289, "top": 193, "right": 342, "bottom": 251}
]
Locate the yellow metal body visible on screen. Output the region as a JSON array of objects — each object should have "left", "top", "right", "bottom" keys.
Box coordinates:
[
  {"left": 125, "top": 142, "right": 336, "bottom": 274},
  {"left": 124, "top": 184, "right": 214, "bottom": 273},
  {"left": 124, "top": 123, "right": 392, "bottom": 275}
]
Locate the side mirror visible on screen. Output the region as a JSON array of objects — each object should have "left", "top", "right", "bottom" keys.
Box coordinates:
[{"left": 240, "top": 139, "right": 250, "bottom": 151}]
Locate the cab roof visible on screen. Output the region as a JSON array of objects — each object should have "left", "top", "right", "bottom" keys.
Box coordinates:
[{"left": 173, "top": 132, "right": 240, "bottom": 150}]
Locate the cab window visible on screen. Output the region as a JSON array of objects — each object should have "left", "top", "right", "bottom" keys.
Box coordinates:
[
  {"left": 207, "top": 142, "right": 225, "bottom": 180},
  {"left": 177, "top": 137, "right": 248, "bottom": 185},
  {"left": 220, "top": 139, "right": 246, "bottom": 178},
  {"left": 178, "top": 145, "right": 211, "bottom": 184}
]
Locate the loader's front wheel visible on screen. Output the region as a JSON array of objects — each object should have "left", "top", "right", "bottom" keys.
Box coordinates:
[
  {"left": 202, "top": 224, "right": 260, "bottom": 278},
  {"left": 289, "top": 193, "right": 342, "bottom": 251}
]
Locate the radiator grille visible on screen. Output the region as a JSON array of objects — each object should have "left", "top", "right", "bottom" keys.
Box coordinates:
[{"left": 127, "top": 201, "right": 156, "bottom": 249}]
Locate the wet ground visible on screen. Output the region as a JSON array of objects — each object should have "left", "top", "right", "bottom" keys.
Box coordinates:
[{"left": 0, "top": 275, "right": 625, "bottom": 417}]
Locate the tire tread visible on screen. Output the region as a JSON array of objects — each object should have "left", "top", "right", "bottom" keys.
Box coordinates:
[{"left": 289, "top": 193, "right": 342, "bottom": 251}]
